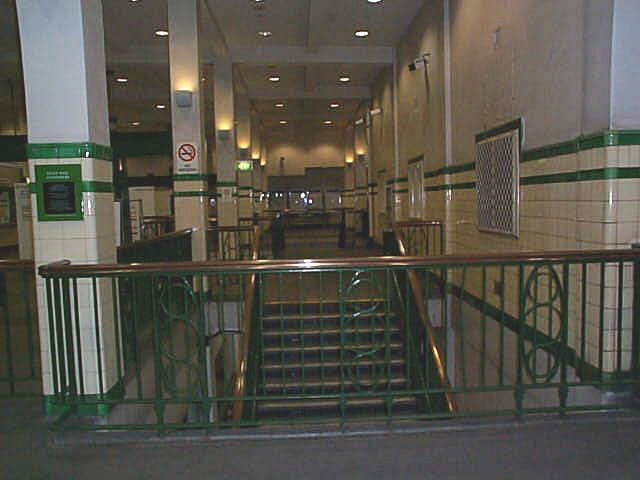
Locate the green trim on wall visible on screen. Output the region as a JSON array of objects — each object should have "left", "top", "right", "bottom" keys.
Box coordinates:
[
  {"left": 216, "top": 182, "right": 237, "bottom": 187},
  {"left": 29, "top": 181, "right": 113, "bottom": 194},
  {"left": 424, "top": 162, "right": 476, "bottom": 179},
  {"left": 475, "top": 118, "right": 523, "bottom": 143},
  {"left": 43, "top": 378, "right": 124, "bottom": 417},
  {"left": 173, "top": 191, "right": 209, "bottom": 198},
  {"left": 238, "top": 186, "right": 253, "bottom": 191},
  {"left": 425, "top": 182, "right": 476, "bottom": 192},
  {"left": 81, "top": 181, "right": 113, "bottom": 193},
  {"left": 386, "top": 177, "right": 408, "bottom": 185},
  {"left": 27, "top": 142, "right": 113, "bottom": 161},
  {"left": 392, "top": 188, "right": 409, "bottom": 194},
  {"left": 173, "top": 174, "right": 209, "bottom": 182}
]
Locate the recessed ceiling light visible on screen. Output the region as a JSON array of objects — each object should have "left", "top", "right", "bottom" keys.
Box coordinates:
[
  {"left": 258, "top": 31, "right": 272, "bottom": 37},
  {"left": 116, "top": 77, "right": 128, "bottom": 83},
  {"left": 132, "top": 121, "right": 140, "bottom": 126},
  {"left": 355, "top": 30, "right": 370, "bottom": 38},
  {"left": 330, "top": 103, "right": 340, "bottom": 109},
  {"left": 154, "top": 29, "right": 169, "bottom": 37},
  {"left": 268, "top": 75, "right": 281, "bottom": 82},
  {"left": 324, "top": 120, "right": 333, "bottom": 126},
  {"left": 367, "top": 0, "right": 383, "bottom": 3},
  {"left": 339, "top": 76, "right": 351, "bottom": 83},
  {"left": 129, "top": 0, "right": 141, "bottom": 3},
  {"left": 279, "top": 120, "right": 288, "bottom": 125},
  {"left": 275, "top": 103, "right": 285, "bottom": 108},
  {"left": 156, "top": 104, "right": 166, "bottom": 109}
]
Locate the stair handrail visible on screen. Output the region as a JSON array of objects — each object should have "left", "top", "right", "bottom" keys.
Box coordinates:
[
  {"left": 231, "top": 225, "right": 262, "bottom": 422},
  {"left": 393, "top": 224, "right": 457, "bottom": 413}
]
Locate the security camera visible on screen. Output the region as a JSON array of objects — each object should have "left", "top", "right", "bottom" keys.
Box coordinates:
[{"left": 408, "top": 54, "right": 430, "bottom": 71}]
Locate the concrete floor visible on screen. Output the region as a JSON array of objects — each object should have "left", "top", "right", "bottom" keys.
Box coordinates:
[{"left": 2, "top": 397, "right": 640, "bottom": 479}]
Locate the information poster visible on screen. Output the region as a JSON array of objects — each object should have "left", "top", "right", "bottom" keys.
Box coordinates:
[{"left": 35, "top": 164, "right": 83, "bottom": 221}]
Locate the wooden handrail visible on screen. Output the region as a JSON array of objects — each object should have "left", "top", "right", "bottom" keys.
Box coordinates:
[
  {"left": 118, "top": 228, "right": 193, "bottom": 250},
  {"left": 231, "top": 225, "right": 262, "bottom": 422},
  {"left": 394, "top": 225, "right": 457, "bottom": 413},
  {"left": 40, "top": 248, "right": 640, "bottom": 277},
  {"left": 0, "top": 259, "right": 35, "bottom": 271}
]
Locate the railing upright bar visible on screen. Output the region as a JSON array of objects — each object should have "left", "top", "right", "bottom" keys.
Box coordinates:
[
  {"left": 515, "top": 264, "right": 525, "bottom": 418},
  {"left": 559, "top": 262, "right": 570, "bottom": 415},
  {"left": 23, "top": 270, "right": 36, "bottom": 379},
  {"left": 617, "top": 261, "right": 624, "bottom": 374},
  {"left": 91, "top": 278, "right": 104, "bottom": 398},
  {"left": 72, "top": 278, "right": 85, "bottom": 396},
  {"left": 1, "top": 272, "right": 15, "bottom": 395},
  {"left": 580, "top": 263, "right": 587, "bottom": 380}
]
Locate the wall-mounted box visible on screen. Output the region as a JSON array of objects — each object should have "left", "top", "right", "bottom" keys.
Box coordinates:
[{"left": 35, "top": 164, "right": 83, "bottom": 221}]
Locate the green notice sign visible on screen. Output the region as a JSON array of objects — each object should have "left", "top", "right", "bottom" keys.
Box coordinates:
[{"left": 35, "top": 164, "right": 83, "bottom": 221}]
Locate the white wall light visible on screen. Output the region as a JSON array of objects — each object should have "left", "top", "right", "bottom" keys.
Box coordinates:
[{"left": 175, "top": 90, "right": 193, "bottom": 108}]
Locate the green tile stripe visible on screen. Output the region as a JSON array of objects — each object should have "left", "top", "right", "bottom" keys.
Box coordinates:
[
  {"left": 216, "top": 182, "right": 237, "bottom": 187},
  {"left": 27, "top": 142, "right": 113, "bottom": 161},
  {"left": 173, "top": 174, "right": 210, "bottom": 182},
  {"left": 423, "top": 167, "right": 640, "bottom": 192},
  {"left": 28, "top": 181, "right": 113, "bottom": 194},
  {"left": 392, "top": 188, "right": 409, "bottom": 194},
  {"left": 173, "top": 191, "right": 209, "bottom": 198},
  {"left": 475, "top": 118, "right": 523, "bottom": 143},
  {"left": 238, "top": 186, "right": 253, "bottom": 191},
  {"left": 423, "top": 129, "right": 640, "bottom": 179},
  {"left": 386, "top": 177, "right": 408, "bottom": 185}
]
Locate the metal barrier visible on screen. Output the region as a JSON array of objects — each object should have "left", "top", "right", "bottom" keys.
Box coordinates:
[
  {"left": 0, "top": 260, "right": 40, "bottom": 396},
  {"left": 395, "top": 220, "right": 445, "bottom": 256},
  {"left": 118, "top": 229, "right": 193, "bottom": 263},
  {"left": 142, "top": 216, "right": 174, "bottom": 241},
  {"left": 207, "top": 226, "right": 256, "bottom": 261},
  {"left": 38, "top": 242, "right": 640, "bottom": 431}
]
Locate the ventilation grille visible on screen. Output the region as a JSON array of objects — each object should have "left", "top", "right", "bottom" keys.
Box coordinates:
[{"left": 475, "top": 126, "right": 520, "bottom": 237}]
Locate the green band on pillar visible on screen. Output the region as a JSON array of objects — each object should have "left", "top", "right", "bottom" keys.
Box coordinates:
[
  {"left": 27, "top": 142, "right": 113, "bottom": 161},
  {"left": 173, "top": 174, "right": 210, "bottom": 182},
  {"left": 173, "top": 191, "right": 210, "bottom": 198}
]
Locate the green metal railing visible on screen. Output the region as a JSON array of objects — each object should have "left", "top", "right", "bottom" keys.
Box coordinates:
[
  {"left": 395, "top": 221, "right": 445, "bottom": 256},
  {"left": 38, "top": 243, "right": 640, "bottom": 431},
  {"left": 0, "top": 260, "right": 40, "bottom": 396},
  {"left": 142, "top": 216, "right": 174, "bottom": 240},
  {"left": 118, "top": 229, "right": 192, "bottom": 263},
  {"left": 207, "top": 226, "right": 255, "bottom": 261}
]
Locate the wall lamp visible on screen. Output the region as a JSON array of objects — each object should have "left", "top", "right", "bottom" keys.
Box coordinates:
[
  {"left": 408, "top": 54, "right": 430, "bottom": 71},
  {"left": 217, "top": 129, "right": 232, "bottom": 140},
  {"left": 175, "top": 90, "right": 193, "bottom": 108}
]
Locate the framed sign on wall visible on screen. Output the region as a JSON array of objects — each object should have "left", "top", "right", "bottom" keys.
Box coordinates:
[{"left": 34, "top": 164, "right": 83, "bottom": 221}]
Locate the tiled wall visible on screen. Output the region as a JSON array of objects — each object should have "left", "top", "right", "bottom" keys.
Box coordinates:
[{"left": 30, "top": 156, "right": 118, "bottom": 397}]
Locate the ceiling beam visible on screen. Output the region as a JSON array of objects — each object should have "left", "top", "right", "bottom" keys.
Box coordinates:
[
  {"left": 230, "top": 46, "right": 394, "bottom": 65},
  {"left": 249, "top": 85, "right": 371, "bottom": 100}
]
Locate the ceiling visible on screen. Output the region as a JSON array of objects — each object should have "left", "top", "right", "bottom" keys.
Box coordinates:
[{"left": 0, "top": 0, "right": 426, "bottom": 138}]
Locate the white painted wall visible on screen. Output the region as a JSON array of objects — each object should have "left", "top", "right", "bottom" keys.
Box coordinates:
[{"left": 610, "top": 0, "right": 640, "bottom": 129}]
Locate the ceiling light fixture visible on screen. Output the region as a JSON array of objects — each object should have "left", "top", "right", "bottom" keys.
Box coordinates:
[
  {"left": 355, "top": 30, "right": 369, "bottom": 38},
  {"left": 275, "top": 103, "right": 285, "bottom": 108},
  {"left": 156, "top": 104, "right": 166, "bottom": 110},
  {"left": 268, "top": 75, "right": 281, "bottom": 82},
  {"left": 154, "top": 29, "right": 169, "bottom": 37},
  {"left": 367, "top": 0, "right": 383, "bottom": 3},
  {"left": 116, "top": 77, "right": 128, "bottom": 83},
  {"left": 258, "top": 31, "right": 272, "bottom": 37},
  {"left": 131, "top": 121, "right": 140, "bottom": 126},
  {"left": 330, "top": 103, "right": 341, "bottom": 109},
  {"left": 279, "top": 120, "right": 288, "bottom": 125},
  {"left": 324, "top": 120, "right": 333, "bottom": 126},
  {"left": 339, "top": 76, "right": 351, "bottom": 83}
]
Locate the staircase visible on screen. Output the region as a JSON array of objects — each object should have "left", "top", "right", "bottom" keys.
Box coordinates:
[{"left": 256, "top": 299, "right": 418, "bottom": 421}]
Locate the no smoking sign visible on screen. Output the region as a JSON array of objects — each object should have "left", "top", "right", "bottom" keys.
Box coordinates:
[{"left": 176, "top": 142, "right": 199, "bottom": 173}]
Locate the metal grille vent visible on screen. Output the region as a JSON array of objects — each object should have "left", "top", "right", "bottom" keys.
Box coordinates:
[{"left": 476, "top": 127, "right": 520, "bottom": 237}]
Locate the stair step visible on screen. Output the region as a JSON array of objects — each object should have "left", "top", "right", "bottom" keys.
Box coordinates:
[
  {"left": 262, "top": 357, "right": 405, "bottom": 372},
  {"left": 263, "top": 342, "right": 403, "bottom": 355},
  {"left": 257, "top": 395, "right": 417, "bottom": 414},
  {"left": 262, "top": 376, "right": 408, "bottom": 393},
  {"left": 262, "top": 326, "right": 399, "bottom": 338},
  {"left": 262, "top": 312, "right": 391, "bottom": 322}
]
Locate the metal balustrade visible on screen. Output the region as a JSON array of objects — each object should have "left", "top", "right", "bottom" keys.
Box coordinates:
[
  {"left": 395, "top": 220, "right": 445, "bottom": 257},
  {"left": 0, "top": 260, "right": 40, "bottom": 397},
  {"left": 38, "top": 232, "right": 640, "bottom": 431}
]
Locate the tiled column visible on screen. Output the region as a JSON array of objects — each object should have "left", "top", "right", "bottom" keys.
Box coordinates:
[
  {"left": 214, "top": 58, "right": 238, "bottom": 227},
  {"left": 16, "top": 0, "right": 118, "bottom": 410},
  {"left": 251, "top": 119, "right": 264, "bottom": 215},
  {"left": 168, "top": 0, "right": 207, "bottom": 261},
  {"left": 236, "top": 94, "right": 253, "bottom": 220}
]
